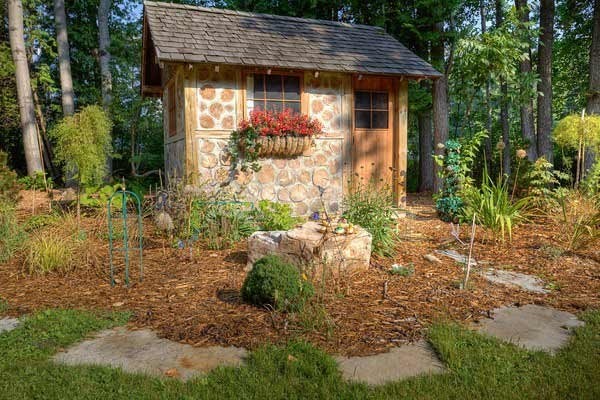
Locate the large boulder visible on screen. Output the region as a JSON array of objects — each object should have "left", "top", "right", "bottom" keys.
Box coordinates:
[{"left": 247, "top": 221, "right": 372, "bottom": 277}]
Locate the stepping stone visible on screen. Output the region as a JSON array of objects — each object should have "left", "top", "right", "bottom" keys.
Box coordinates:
[
  {"left": 335, "top": 341, "right": 445, "bottom": 385},
  {"left": 476, "top": 304, "right": 584, "bottom": 353},
  {"left": 0, "top": 317, "right": 19, "bottom": 333},
  {"left": 435, "top": 249, "right": 477, "bottom": 266},
  {"left": 53, "top": 327, "right": 247, "bottom": 380},
  {"left": 482, "top": 269, "right": 549, "bottom": 294}
]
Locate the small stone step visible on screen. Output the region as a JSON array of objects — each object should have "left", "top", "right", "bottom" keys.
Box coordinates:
[
  {"left": 475, "top": 304, "right": 583, "bottom": 353},
  {"left": 482, "top": 269, "right": 549, "bottom": 294},
  {"left": 53, "top": 327, "right": 247, "bottom": 380},
  {"left": 0, "top": 317, "right": 20, "bottom": 334},
  {"left": 335, "top": 341, "right": 446, "bottom": 385}
]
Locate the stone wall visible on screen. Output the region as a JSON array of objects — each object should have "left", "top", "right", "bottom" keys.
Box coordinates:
[{"left": 196, "top": 137, "right": 344, "bottom": 215}]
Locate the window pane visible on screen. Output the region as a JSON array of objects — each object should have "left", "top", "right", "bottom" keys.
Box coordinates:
[
  {"left": 284, "top": 102, "right": 301, "bottom": 113},
  {"left": 372, "top": 92, "right": 388, "bottom": 110},
  {"left": 355, "top": 91, "right": 371, "bottom": 109},
  {"left": 355, "top": 110, "right": 370, "bottom": 129},
  {"left": 253, "top": 74, "right": 265, "bottom": 99},
  {"left": 372, "top": 111, "right": 388, "bottom": 129},
  {"left": 283, "top": 76, "right": 300, "bottom": 100},
  {"left": 265, "top": 101, "right": 283, "bottom": 112},
  {"left": 265, "top": 75, "right": 283, "bottom": 99}
]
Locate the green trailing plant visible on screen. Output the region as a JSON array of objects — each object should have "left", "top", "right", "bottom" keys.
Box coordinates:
[
  {"left": 462, "top": 169, "right": 530, "bottom": 241},
  {"left": 242, "top": 255, "right": 314, "bottom": 312},
  {"left": 50, "top": 105, "right": 113, "bottom": 222},
  {"left": 252, "top": 200, "right": 299, "bottom": 231},
  {"left": 192, "top": 202, "right": 257, "bottom": 250},
  {"left": 0, "top": 202, "right": 26, "bottom": 263},
  {"left": 0, "top": 151, "right": 22, "bottom": 205},
  {"left": 342, "top": 179, "right": 398, "bottom": 257}
]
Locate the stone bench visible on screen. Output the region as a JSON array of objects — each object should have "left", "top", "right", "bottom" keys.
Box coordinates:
[{"left": 247, "top": 221, "right": 372, "bottom": 278}]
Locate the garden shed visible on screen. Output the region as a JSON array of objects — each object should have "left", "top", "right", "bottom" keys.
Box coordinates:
[{"left": 141, "top": 1, "right": 441, "bottom": 214}]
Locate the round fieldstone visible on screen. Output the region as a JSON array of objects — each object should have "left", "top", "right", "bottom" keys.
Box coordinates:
[
  {"left": 294, "top": 202, "right": 308, "bottom": 215},
  {"left": 303, "top": 156, "right": 314, "bottom": 168},
  {"left": 329, "top": 160, "right": 341, "bottom": 174},
  {"left": 309, "top": 198, "right": 322, "bottom": 212},
  {"left": 235, "top": 170, "right": 252, "bottom": 185},
  {"left": 200, "top": 153, "right": 218, "bottom": 168},
  {"left": 288, "top": 158, "right": 301, "bottom": 169},
  {"left": 277, "top": 170, "right": 293, "bottom": 186},
  {"left": 313, "top": 168, "right": 330, "bottom": 187},
  {"left": 321, "top": 110, "right": 333, "bottom": 121},
  {"left": 222, "top": 116, "right": 234, "bottom": 130},
  {"left": 224, "top": 104, "right": 234, "bottom": 112},
  {"left": 328, "top": 202, "right": 340, "bottom": 212},
  {"left": 209, "top": 103, "right": 223, "bottom": 119},
  {"left": 311, "top": 99, "right": 324, "bottom": 114},
  {"left": 200, "top": 114, "right": 215, "bottom": 129},
  {"left": 289, "top": 184, "right": 308, "bottom": 202},
  {"left": 200, "top": 140, "right": 215, "bottom": 153},
  {"left": 298, "top": 171, "right": 311, "bottom": 184},
  {"left": 314, "top": 152, "right": 328, "bottom": 166},
  {"left": 221, "top": 89, "right": 235, "bottom": 102},
  {"left": 273, "top": 159, "right": 287, "bottom": 169},
  {"left": 329, "top": 142, "right": 342, "bottom": 153},
  {"left": 278, "top": 188, "right": 291, "bottom": 202},
  {"left": 215, "top": 167, "right": 230, "bottom": 183},
  {"left": 257, "top": 164, "right": 275, "bottom": 184},
  {"left": 200, "top": 84, "right": 216, "bottom": 100},
  {"left": 220, "top": 152, "right": 232, "bottom": 166},
  {"left": 260, "top": 185, "right": 276, "bottom": 200}
]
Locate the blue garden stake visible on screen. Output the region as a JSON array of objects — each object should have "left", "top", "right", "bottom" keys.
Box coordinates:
[{"left": 108, "top": 190, "right": 143, "bottom": 287}]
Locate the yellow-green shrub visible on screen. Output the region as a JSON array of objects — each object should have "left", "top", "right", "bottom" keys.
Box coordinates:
[{"left": 25, "top": 234, "right": 76, "bottom": 275}]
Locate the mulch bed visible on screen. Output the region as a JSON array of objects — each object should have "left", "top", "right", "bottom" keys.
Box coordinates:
[{"left": 1, "top": 191, "right": 598, "bottom": 356}]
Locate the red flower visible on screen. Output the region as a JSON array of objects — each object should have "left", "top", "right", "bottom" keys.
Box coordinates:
[{"left": 238, "top": 108, "right": 322, "bottom": 137}]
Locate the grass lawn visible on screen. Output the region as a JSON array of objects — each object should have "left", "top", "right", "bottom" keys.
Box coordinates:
[{"left": 0, "top": 309, "right": 599, "bottom": 399}]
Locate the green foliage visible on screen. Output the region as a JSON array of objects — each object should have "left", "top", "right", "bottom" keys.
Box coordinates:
[
  {"left": 50, "top": 106, "right": 113, "bottom": 187},
  {"left": 242, "top": 255, "right": 314, "bottom": 312},
  {"left": 0, "top": 203, "right": 26, "bottom": 263},
  {"left": 462, "top": 171, "right": 530, "bottom": 241},
  {"left": 228, "top": 126, "right": 261, "bottom": 172},
  {"left": 553, "top": 114, "right": 600, "bottom": 153},
  {"left": 192, "top": 202, "right": 257, "bottom": 250},
  {"left": 80, "top": 184, "right": 123, "bottom": 208},
  {"left": 523, "top": 157, "right": 570, "bottom": 204},
  {"left": 435, "top": 140, "right": 464, "bottom": 222},
  {"left": 252, "top": 200, "right": 299, "bottom": 231},
  {"left": 18, "top": 172, "right": 53, "bottom": 191},
  {"left": 0, "top": 151, "right": 22, "bottom": 205},
  {"left": 342, "top": 180, "right": 398, "bottom": 257},
  {"left": 23, "top": 213, "right": 60, "bottom": 232},
  {"left": 581, "top": 160, "right": 600, "bottom": 196}
]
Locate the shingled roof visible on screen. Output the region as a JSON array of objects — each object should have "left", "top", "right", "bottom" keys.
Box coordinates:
[{"left": 143, "top": 1, "right": 441, "bottom": 79}]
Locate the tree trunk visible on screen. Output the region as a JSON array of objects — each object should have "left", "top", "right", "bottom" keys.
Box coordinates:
[
  {"left": 418, "top": 106, "right": 434, "bottom": 192},
  {"left": 98, "top": 0, "right": 113, "bottom": 178},
  {"left": 432, "top": 22, "right": 449, "bottom": 193},
  {"left": 585, "top": 0, "right": 600, "bottom": 172},
  {"left": 481, "top": 1, "right": 493, "bottom": 165},
  {"left": 98, "top": 0, "right": 112, "bottom": 110},
  {"left": 53, "top": 0, "right": 74, "bottom": 116},
  {"left": 515, "top": 0, "right": 537, "bottom": 161},
  {"left": 537, "top": 0, "right": 555, "bottom": 163},
  {"left": 496, "top": 0, "right": 511, "bottom": 176},
  {"left": 8, "top": 0, "right": 43, "bottom": 175}
]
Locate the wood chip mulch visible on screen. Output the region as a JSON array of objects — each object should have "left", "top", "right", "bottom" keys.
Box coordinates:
[{"left": 1, "top": 192, "right": 598, "bottom": 356}]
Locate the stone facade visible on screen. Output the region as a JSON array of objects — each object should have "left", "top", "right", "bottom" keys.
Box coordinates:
[
  {"left": 196, "top": 66, "right": 237, "bottom": 131},
  {"left": 196, "top": 136, "right": 344, "bottom": 215},
  {"left": 307, "top": 74, "right": 344, "bottom": 134}
]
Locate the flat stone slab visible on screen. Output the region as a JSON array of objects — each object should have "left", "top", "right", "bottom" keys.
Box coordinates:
[
  {"left": 0, "top": 317, "right": 20, "bottom": 333},
  {"left": 335, "top": 341, "right": 445, "bottom": 385},
  {"left": 483, "top": 269, "right": 549, "bottom": 294},
  {"left": 476, "top": 305, "right": 584, "bottom": 352},
  {"left": 435, "top": 249, "right": 477, "bottom": 266},
  {"left": 53, "top": 327, "right": 247, "bottom": 380}
]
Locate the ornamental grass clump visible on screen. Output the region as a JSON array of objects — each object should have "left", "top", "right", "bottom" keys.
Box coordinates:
[{"left": 242, "top": 255, "right": 314, "bottom": 312}]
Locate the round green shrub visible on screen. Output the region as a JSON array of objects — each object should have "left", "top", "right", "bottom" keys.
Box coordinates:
[{"left": 242, "top": 255, "right": 314, "bottom": 312}]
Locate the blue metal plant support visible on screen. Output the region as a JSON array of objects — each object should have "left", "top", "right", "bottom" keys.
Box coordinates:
[{"left": 108, "top": 190, "right": 143, "bottom": 287}]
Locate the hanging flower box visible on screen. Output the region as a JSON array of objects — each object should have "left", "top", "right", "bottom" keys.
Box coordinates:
[{"left": 229, "top": 109, "right": 322, "bottom": 171}]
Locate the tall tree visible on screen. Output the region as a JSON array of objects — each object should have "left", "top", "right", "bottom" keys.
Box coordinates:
[
  {"left": 432, "top": 21, "right": 451, "bottom": 192},
  {"left": 7, "top": 0, "right": 43, "bottom": 175},
  {"left": 481, "top": 0, "right": 493, "bottom": 162},
  {"left": 537, "top": 0, "right": 555, "bottom": 162},
  {"left": 585, "top": 0, "right": 600, "bottom": 171},
  {"left": 53, "top": 0, "right": 75, "bottom": 116},
  {"left": 496, "top": 0, "right": 511, "bottom": 175},
  {"left": 515, "top": 0, "right": 537, "bottom": 161},
  {"left": 98, "top": 0, "right": 112, "bottom": 110}
]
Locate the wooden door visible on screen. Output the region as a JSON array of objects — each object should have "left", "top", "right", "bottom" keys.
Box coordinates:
[{"left": 352, "top": 77, "right": 394, "bottom": 186}]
